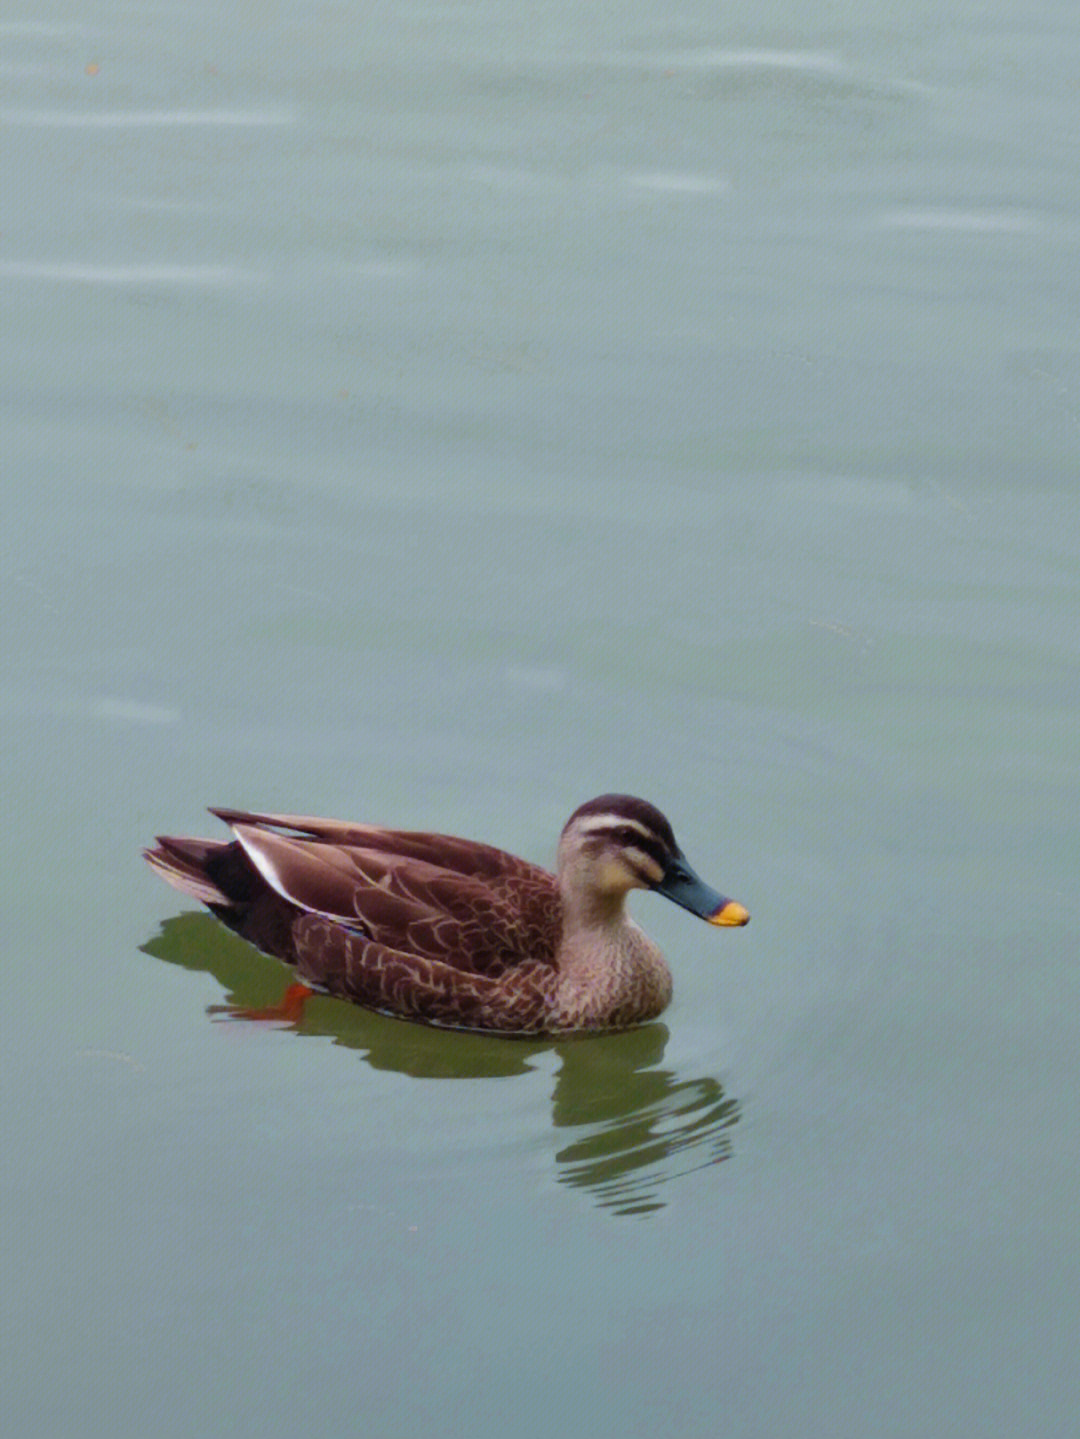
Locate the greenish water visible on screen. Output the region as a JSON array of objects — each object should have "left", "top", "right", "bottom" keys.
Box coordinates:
[{"left": 3, "top": 2, "right": 1079, "bottom": 1436}]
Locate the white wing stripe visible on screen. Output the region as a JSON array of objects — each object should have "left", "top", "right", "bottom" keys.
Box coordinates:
[{"left": 233, "top": 827, "right": 343, "bottom": 920}]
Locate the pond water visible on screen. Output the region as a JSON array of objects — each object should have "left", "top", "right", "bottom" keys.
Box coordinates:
[{"left": 4, "top": 2, "right": 1079, "bottom": 1436}]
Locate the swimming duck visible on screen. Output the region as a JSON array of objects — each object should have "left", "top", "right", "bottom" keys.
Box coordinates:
[{"left": 144, "top": 795, "right": 749, "bottom": 1034}]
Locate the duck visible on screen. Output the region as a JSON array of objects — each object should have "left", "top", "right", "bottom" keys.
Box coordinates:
[{"left": 144, "top": 794, "right": 749, "bottom": 1035}]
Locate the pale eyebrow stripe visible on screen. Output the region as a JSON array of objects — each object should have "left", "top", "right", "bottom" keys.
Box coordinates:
[{"left": 574, "top": 814, "right": 655, "bottom": 839}]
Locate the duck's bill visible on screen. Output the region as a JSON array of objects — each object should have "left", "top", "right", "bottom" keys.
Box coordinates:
[
  {"left": 655, "top": 856, "right": 750, "bottom": 926},
  {"left": 707, "top": 898, "right": 751, "bottom": 926}
]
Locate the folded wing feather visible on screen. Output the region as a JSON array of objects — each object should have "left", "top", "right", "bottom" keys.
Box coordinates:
[{"left": 230, "top": 821, "right": 561, "bottom": 978}]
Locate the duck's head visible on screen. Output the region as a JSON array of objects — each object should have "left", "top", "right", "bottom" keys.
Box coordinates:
[{"left": 557, "top": 794, "right": 750, "bottom": 927}]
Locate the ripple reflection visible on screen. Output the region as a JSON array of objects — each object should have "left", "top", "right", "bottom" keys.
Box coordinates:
[{"left": 548, "top": 1030, "right": 739, "bottom": 1216}]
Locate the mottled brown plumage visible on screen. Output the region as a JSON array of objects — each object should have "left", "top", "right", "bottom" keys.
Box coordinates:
[{"left": 144, "top": 797, "right": 749, "bottom": 1034}]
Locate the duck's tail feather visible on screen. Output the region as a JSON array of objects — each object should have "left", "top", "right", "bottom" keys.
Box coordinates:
[{"left": 144, "top": 835, "right": 234, "bottom": 906}]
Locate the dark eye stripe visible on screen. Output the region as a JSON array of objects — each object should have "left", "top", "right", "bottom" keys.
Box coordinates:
[
  {"left": 576, "top": 816, "right": 672, "bottom": 870},
  {"left": 617, "top": 832, "right": 668, "bottom": 868}
]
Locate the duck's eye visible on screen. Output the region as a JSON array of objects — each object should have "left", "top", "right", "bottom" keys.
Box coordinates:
[{"left": 613, "top": 827, "right": 636, "bottom": 847}]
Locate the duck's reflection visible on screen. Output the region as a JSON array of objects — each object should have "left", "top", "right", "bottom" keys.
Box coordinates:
[
  {"left": 143, "top": 913, "right": 740, "bottom": 1215},
  {"left": 548, "top": 1029, "right": 739, "bottom": 1216}
]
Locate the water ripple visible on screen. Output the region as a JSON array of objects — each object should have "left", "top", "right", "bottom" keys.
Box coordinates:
[
  {"left": 663, "top": 47, "right": 844, "bottom": 73},
  {"left": 628, "top": 172, "right": 730, "bottom": 196},
  {"left": 608, "top": 46, "right": 845, "bottom": 76},
  {"left": 0, "top": 261, "right": 266, "bottom": 287},
  {"left": 0, "top": 107, "right": 294, "bottom": 128},
  {"left": 876, "top": 206, "right": 1044, "bottom": 235}
]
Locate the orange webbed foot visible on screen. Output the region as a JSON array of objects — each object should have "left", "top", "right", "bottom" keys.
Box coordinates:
[{"left": 208, "top": 982, "right": 313, "bottom": 1025}]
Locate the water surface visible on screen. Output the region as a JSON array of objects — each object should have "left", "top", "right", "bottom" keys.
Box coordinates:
[{"left": 3, "top": 2, "right": 1079, "bottom": 1436}]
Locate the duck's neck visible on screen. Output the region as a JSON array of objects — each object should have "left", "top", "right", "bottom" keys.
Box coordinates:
[
  {"left": 557, "top": 877, "right": 630, "bottom": 937},
  {"left": 552, "top": 877, "right": 672, "bottom": 1028}
]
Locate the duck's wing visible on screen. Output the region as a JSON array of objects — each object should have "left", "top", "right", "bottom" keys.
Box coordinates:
[
  {"left": 211, "top": 808, "right": 549, "bottom": 884},
  {"left": 231, "top": 823, "right": 559, "bottom": 977},
  {"left": 293, "top": 916, "right": 556, "bottom": 1032}
]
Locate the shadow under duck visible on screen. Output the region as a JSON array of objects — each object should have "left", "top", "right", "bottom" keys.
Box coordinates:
[{"left": 144, "top": 794, "right": 749, "bottom": 1034}]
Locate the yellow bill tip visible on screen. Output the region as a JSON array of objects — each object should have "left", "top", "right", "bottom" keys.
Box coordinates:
[{"left": 708, "top": 900, "right": 750, "bottom": 927}]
